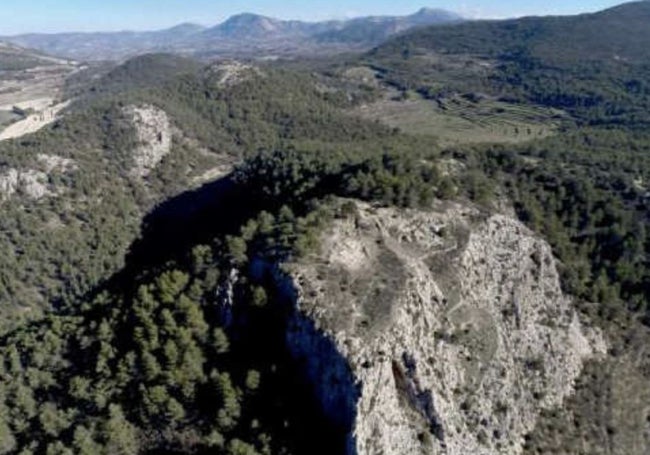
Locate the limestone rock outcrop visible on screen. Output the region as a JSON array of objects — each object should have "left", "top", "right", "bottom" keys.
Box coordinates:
[
  {"left": 285, "top": 200, "right": 606, "bottom": 455},
  {"left": 207, "top": 61, "right": 263, "bottom": 88},
  {"left": 124, "top": 105, "right": 172, "bottom": 177},
  {"left": 0, "top": 168, "right": 51, "bottom": 201}
]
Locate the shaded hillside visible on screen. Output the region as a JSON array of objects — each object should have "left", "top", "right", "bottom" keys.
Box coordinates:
[
  {"left": 0, "top": 103, "right": 454, "bottom": 455},
  {"left": 0, "top": 169, "right": 350, "bottom": 455},
  {"left": 86, "top": 54, "right": 203, "bottom": 93}
]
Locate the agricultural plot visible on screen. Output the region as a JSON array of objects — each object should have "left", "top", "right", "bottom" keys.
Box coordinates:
[
  {"left": 354, "top": 91, "right": 568, "bottom": 146},
  {"left": 0, "top": 64, "right": 80, "bottom": 139}
]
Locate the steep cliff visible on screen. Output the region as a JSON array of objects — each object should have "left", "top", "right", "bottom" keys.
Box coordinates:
[{"left": 285, "top": 200, "right": 606, "bottom": 455}]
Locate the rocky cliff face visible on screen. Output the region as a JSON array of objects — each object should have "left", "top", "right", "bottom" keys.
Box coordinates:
[
  {"left": 123, "top": 105, "right": 171, "bottom": 177},
  {"left": 284, "top": 200, "right": 606, "bottom": 455}
]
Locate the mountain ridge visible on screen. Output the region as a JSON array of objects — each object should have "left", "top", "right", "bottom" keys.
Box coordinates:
[
  {"left": 1, "top": 8, "right": 462, "bottom": 61},
  {"left": 373, "top": 0, "right": 650, "bottom": 63},
  {"left": 368, "top": 0, "right": 650, "bottom": 125}
]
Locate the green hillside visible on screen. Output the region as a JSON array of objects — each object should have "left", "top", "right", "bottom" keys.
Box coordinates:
[
  {"left": 0, "top": 53, "right": 399, "bottom": 331},
  {"left": 0, "top": 3, "right": 649, "bottom": 454},
  {"left": 0, "top": 53, "right": 450, "bottom": 453},
  {"left": 369, "top": 1, "right": 650, "bottom": 125},
  {"left": 376, "top": 2, "right": 650, "bottom": 63}
]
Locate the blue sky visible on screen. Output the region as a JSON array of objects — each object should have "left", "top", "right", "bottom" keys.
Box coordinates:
[{"left": 0, "top": 0, "right": 629, "bottom": 35}]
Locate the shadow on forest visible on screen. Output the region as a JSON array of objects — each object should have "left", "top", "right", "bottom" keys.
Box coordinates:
[
  {"left": 124, "top": 176, "right": 244, "bottom": 272},
  {"left": 108, "top": 175, "right": 354, "bottom": 455}
]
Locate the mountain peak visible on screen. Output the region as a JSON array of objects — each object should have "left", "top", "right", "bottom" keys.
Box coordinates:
[
  {"left": 415, "top": 7, "right": 441, "bottom": 15},
  {"left": 3, "top": 8, "right": 464, "bottom": 60},
  {"left": 205, "top": 12, "right": 287, "bottom": 39},
  {"left": 411, "top": 7, "right": 463, "bottom": 20},
  {"left": 221, "top": 12, "right": 278, "bottom": 28}
]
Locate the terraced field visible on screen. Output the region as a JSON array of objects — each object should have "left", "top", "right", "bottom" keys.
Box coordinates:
[{"left": 354, "top": 90, "right": 569, "bottom": 146}]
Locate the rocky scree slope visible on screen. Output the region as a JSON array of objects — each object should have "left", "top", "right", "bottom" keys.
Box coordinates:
[{"left": 284, "top": 200, "right": 606, "bottom": 455}]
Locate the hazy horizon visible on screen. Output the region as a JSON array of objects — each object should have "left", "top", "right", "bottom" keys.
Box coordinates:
[{"left": 0, "top": 0, "right": 631, "bottom": 35}]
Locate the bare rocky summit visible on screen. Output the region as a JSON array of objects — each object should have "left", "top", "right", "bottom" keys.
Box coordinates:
[
  {"left": 207, "top": 60, "right": 264, "bottom": 88},
  {"left": 285, "top": 200, "right": 606, "bottom": 455}
]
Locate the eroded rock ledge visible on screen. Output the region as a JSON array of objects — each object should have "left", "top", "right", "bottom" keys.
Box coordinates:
[{"left": 285, "top": 200, "right": 606, "bottom": 455}]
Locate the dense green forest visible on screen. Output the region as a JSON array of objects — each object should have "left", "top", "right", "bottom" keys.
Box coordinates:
[
  {"left": 0, "top": 52, "right": 451, "bottom": 453},
  {"left": 0, "top": 202, "right": 335, "bottom": 455},
  {"left": 0, "top": 2, "right": 650, "bottom": 454},
  {"left": 0, "top": 55, "right": 397, "bottom": 331},
  {"left": 461, "top": 129, "right": 650, "bottom": 329},
  {"left": 0, "top": 130, "right": 449, "bottom": 455}
]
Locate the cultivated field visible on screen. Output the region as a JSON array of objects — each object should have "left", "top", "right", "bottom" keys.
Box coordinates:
[
  {"left": 354, "top": 89, "right": 568, "bottom": 146},
  {"left": 0, "top": 46, "right": 81, "bottom": 140}
]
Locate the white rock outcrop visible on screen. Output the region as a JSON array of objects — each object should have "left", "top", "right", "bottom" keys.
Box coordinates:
[
  {"left": 286, "top": 200, "right": 606, "bottom": 455},
  {"left": 37, "top": 154, "right": 76, "bottom": 173},
  {"left": 123, "top": 105, "right": 172, "bottom": 177},
  {"left": 0, "top": 168, "right": 51, "bottom": 201},
  {"left": 207, "top": 61, "right": 263, "bottom": 88}
]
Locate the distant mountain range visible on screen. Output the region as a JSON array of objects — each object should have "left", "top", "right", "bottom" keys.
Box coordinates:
[{"left": 1, "top": 8, "right": 462, "bottom": 61}]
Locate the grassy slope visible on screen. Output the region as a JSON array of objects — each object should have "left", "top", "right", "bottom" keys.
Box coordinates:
[{"left": 352, "top": 89, "right": 564, "bottom": 145}]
